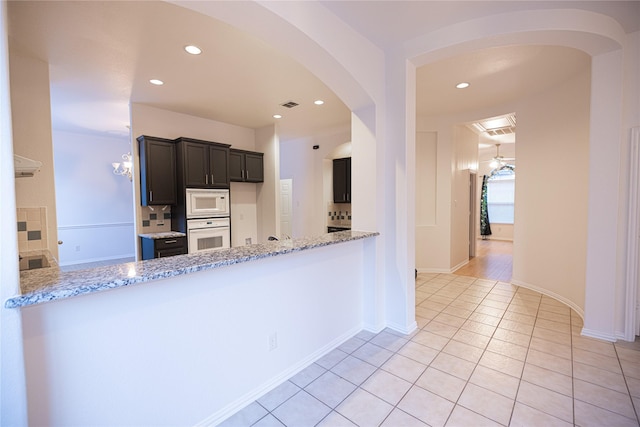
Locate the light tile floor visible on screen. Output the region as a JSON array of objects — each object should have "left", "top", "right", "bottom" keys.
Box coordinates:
[{"left": 220, "top": 273, "right": 640, "bottom": 426}]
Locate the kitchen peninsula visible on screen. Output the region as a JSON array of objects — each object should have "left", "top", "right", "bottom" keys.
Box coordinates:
[
  {"left": 7, "top": 230, "right": 378, "bottom": 308},
  {"left": 8, "top": 229, "right": 380, "bottom": 426}
]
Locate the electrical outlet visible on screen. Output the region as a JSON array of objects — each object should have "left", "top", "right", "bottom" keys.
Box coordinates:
[
  {"left": 245, "top": 238, "right": 252, "bottom": 245},
  {"left": 268, "top": 333, "right": 278, "bottom": 351},
  {"left": 75, "top": 245, "right": 80, "bottom": 252}
]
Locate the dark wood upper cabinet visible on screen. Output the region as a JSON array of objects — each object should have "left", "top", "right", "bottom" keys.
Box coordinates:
[
  {"left": 137, "top": 135, "right": 177, "bottom": 206},
  {"left": 175, "top": 137, "right": 230, "bottom": 189},
  {"left": 229, "top": 149, "right": 264, "bottom": 183},
  {"left": 333, "top": 157, "right": 351, "bottom": 203}
]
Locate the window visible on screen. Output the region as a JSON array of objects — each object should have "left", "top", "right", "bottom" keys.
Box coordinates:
[{"left": 487, "top": 171, "right": 515, "bottom": 224}]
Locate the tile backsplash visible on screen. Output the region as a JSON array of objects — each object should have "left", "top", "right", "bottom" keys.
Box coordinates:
[
  {"left": 327, "top": 202, "right": 352, "bottom": 228},
  {"left": 140, "top": 206, "right": 172, "bottom": 234},
  {"left": 17, "top": 207, "right": 48, "bottom": 252}
]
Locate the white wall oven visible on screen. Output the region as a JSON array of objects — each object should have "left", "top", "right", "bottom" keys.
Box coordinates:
[
  {"left": 185, "top": 188, "right": 231, "bottom": 253},
  {"left": 186, "top": 188, "right": 229, "bottom": 218},
  {"left": 186, "top": 217, "right": 230, "bottom": 253}
]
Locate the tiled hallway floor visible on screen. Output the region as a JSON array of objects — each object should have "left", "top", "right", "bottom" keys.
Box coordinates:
[{"left": 221, "top": 273, "right": 640, "bottom": 426}]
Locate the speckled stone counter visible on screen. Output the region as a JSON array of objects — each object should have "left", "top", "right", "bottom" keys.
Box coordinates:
[
  {"left": 138, "top": 231, "right": 186, "bottom": 239},
  {"left": 6, "top": 230, "right": 378, "bottom": 309}
]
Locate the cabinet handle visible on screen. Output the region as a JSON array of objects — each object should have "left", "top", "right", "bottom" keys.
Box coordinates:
[
  {"left": 241, "top": 170, "right": 244, "bottom": 180},
  {"left": 164, "top": 240, "right": 177, "bottom": 244},
  {"left": 246, "top": 170, "right": 249, "bottom": 180},
  {"left": 211, "top": 174, "right": 214, "bottom": 184},
  {"left": 205, "top": 175, "right": 208, "bottom": 185},
  {"left": 150, "top": 191, "right": 153, "bottom": 202}
]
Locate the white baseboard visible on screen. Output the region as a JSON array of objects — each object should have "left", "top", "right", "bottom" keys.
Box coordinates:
[
  {"left": 479, "top": 237, "right": 513, "bottom": 242},
  {"left": 417, "top": 258, "right": 469, "bottom": 275},
  {"left": 196, "top": 325, "right": 363, "bottom": 427},
  {"left": 385, "top": 320, "right": 418, "bottom": 336},
  {"left": 510, "top": 279, "right": 585, "bottom": 320},
  {"left": 581, "top": 328, "right": 617, "bottom": 342},
  {"left": 417, "top": 267, "right": 451, "bottom": 274}
]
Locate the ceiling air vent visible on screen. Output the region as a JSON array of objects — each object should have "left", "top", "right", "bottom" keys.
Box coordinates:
[
  {"left": 280, "top": 101, "right": 299, "bottom": 108},
  {"left": 470, "top": 113, "right": 516, "bottom": 136},
  {"left": 486, "top": 127, "right": 515, "bottom": 136}
]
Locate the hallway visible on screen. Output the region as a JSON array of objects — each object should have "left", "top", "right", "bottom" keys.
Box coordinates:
[{"left": 454, "top": 239, "right": 513, "bottom": 283}]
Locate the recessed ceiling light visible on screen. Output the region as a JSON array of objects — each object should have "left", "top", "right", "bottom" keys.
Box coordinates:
[
  {"left": 314, "top": 100, "right": 324, "bottom": 105},
  {"left": 273, "top": 114, "right": 282, "bottom": 119},
  {"left": 184, "top": 45, "right": 202, "bottom": 55},
  {"left": 149, "top": 79, "right": 164, "bottom": 86},
  {"left": 456, "top": 82, "right": 470, "bottom": 89}
]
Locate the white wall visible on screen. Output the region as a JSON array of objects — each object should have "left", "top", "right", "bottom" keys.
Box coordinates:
[
  {"left": 255, "top": 125, "right": 280, "bottom": 243},
  {"left": 21, "top": 240, "right": 371, "bottom": 426},
  {"left": 0, "top": 2, "right": 28, "bottom": 423},
  {"left": 450, "top": 125, "right": 479, "bottom": 270},
  {"left": 416, "top": 131, "right": 450, "bottom": 271},
  {"left": 280, "top": 128, "right": 350, "bottom": 238},
  {"left": 53, "top": 129, "right": 135, "bottom": 265},
  {"left": 130, "top": 104, "right": 259, "bottom": 253},
  {"left": 9, "top": 43, "right": 59, "bottom": 258},
  {"left": 512, "top": 67, "right": 591, "bottom": 314}
]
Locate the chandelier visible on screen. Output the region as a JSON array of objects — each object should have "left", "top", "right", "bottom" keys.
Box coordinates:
[{"left": 112, "top": 153, "right": 132, "bottom": 181}]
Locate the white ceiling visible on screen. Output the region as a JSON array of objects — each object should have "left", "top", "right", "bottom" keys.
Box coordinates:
[{"left": 6, "top": 1, "right": 639, "bottom": 141}]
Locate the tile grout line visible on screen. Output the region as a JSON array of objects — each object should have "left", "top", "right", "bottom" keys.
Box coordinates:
[
  {"left": 613, "top": 342, "right": 640, "bottom": 425},
  {"left": 505, "top": 289, "right": 542, "bottom": 427}
]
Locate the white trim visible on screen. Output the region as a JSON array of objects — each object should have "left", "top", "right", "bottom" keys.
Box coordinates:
[
  {"left": 450, "top": 258, "right": 469, "bottom": 273},
  {"left": 57, "top": 254, "right": 136, "bottom": 267},
  {"left": 481, "top": 237, "right": 514, "bottom": 242},
  {"left": 624, "top": 127, "right": 640, "bottom": 340},
  {"left": 386, "top": 320, "right": 418, "bottom": 335},
  {"left": 581, "top": 328, "right": 617, "bottom": 342},
  {"left": 418, "top": 258, "right": 469, "bottom": 275},
  {"left": 58, "top": 222, "right": 134, "bottom": 230},
  {"left": 196, "top": 325, "right": 362, "bottom": 427},
  {"left": 510, "top": 279, "right": 585, "bottom": 320}
]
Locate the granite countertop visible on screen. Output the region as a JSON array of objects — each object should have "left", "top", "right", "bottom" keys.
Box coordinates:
[
  {"left": 6, "top": 230, "right": 379, "bottom": 309},
  {"left": 19, "top": 250, "right": 58, "bottom": 271},
  {"left": 138, "top": 231, "right": 187, "bottom": 239}
]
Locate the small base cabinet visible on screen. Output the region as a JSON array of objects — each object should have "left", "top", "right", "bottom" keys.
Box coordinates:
[{"left": 140, "top": 236, "right": 187, "bottom": 260}]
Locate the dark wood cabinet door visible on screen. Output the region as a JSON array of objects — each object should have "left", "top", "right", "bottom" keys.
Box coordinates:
[
  {"left": 229, "top": 150, "right": 244, "bottom": 181},
  {"left": 183, "top": 142, "right": 209, "bottom": 187},
  {"left": 229, "top": 149, "right": 264, "bottom": 183},
  {"left": 140, "top": 236, "right": 187, "bottom": 260},
  {"left": 245, "top": 152, "right": 264, "bottom": 183},
  {"left": 333, "top": 157, "right": 351, "bottom": 203},
  {"left": 209, "top": 145, "right": 229, "bottom": 187},
  {"left": 138, "top": 136, "right": 177, "bottom": 206}
]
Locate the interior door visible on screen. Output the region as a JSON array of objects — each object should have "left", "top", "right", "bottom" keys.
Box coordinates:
[
  {"left": 280, "top": 179, "right": 293, "bottom": 238},
  {"left": 469, "top": 171, "right": 477, "bottom": 258}
]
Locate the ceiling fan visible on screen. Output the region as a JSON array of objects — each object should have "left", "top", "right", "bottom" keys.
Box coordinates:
[{"left": 485, "top": 143, "right": 515, "bottom": 169}]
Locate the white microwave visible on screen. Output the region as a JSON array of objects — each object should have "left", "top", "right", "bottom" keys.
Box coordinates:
[{"left": 185, "top": 188, "right": 230, "bottom": 218}]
